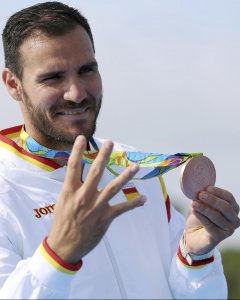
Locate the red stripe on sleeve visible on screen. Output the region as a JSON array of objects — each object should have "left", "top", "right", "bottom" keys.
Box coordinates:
[
  {"left": 177, "top": 246, "right": 214, "bottom": 267},
  {"left": 43, "top": 237, "right": 83, "bottom": 271}
]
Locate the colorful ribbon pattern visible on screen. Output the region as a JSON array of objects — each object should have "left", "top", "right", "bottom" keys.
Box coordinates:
[
  {"left": 20, "top": 128, "right": 202, "bottom": 179},
  {"left": 82, "top": 150, "right": 202, "bottom": 179}
]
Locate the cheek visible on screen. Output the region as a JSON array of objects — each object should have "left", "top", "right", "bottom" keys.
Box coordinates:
[
  {"left": 35, "top": 87, "right": 62, "bottom": 110},
  {"left": 90, "top": 73, "right": 102, "bottom": 97}
]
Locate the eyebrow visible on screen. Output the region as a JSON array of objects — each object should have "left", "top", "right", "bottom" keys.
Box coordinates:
[
  {"left": 36, "top": 61, "right": 98, "bottom": 81},
  {"left": 78, "top": 61, "right": 98, "bottom": 71}
]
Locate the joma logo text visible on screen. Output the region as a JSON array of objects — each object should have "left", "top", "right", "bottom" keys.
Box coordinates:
[{"left": 33, "top": 204, "right": 55, "bottom": 219}]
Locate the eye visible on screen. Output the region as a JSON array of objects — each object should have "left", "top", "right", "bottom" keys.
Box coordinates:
[
  {"left": 79, "top": 66, "right": 94, "bottom": 74},
  {"left": 78, "top": 63, "right": 98, "bottom": 75},
  {"left": 43, "top": 74, "right": 62, "bottom": 81}
]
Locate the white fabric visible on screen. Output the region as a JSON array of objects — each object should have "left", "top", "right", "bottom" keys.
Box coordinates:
[{"left": 0, "top": 137, "right": 227, "bottom": 299}]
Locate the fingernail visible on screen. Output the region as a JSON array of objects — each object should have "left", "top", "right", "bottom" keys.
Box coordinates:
[
  {"left": 192, "top": 200, "right": 200, "bottom": 208},
  {"left": 199, "top": 191, "right": 208, "bottom": 200},
  {"left": 139, "top": 195, "right": 146, "bottom": 204},
  {"left": 76, "top": 136, "right": 86, "bottom": 148},
  {"left": 76, "top": 135, "right": 85, "bottom": 143},
  {"left": 104, "top": 141, "right": 113, "bottom": 150},
  {"left": 206, "top": 186, "right": 214, "bottom": 193},
  {"left": 131, "top": 163, "right": 139, "bottom": 172}
]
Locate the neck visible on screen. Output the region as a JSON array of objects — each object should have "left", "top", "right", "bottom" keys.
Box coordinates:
[
  {"left": 19, "top": 126, "right": 93, "bottom": 163},
  {"left": 25, "top": 124, "right": 74, "bottom": 151}
]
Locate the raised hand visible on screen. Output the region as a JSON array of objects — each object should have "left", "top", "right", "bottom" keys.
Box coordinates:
[
  {"left": 47, "top": 136, "right": 146, "bottom": 264},
  {"left": 185, "top": 186, "right": 240, "bottom": 255}
]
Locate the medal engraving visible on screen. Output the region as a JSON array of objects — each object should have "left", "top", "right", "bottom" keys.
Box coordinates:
[{"left": 180, "top": 156, "right": 216, "bottom": 200}]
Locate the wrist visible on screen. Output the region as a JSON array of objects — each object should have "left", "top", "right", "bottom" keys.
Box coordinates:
[
  {"left": 47, "top": 234, "right": 82, "bottom": 265},
  {"left": 178, "top": 231, "right": 214, "bottom": 266},
  {"left": 44, "top": 237, "right": 83, "bottom": 272}
]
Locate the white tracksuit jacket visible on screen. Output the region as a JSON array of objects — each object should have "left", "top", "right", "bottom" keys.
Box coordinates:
[{"left": 0, "top": 126, "right": 227, "bottom": 299}]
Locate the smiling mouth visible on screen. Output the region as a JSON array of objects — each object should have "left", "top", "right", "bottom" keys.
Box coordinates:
[{"left": 57, "top": 108, "right": 91, "bottom": 115}]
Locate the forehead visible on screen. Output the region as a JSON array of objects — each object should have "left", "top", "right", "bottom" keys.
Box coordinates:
[{"left": 20, "top": 26, "right": 95, "bottom": 72}]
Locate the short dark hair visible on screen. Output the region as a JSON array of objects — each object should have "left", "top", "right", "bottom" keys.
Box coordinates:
[{"left": 2, "top": 1, "right": 95, "bottom": 79}]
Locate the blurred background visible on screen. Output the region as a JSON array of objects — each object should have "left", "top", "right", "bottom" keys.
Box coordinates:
[{"left": 0, "top": 1, "right": 239, "bottom": 298}]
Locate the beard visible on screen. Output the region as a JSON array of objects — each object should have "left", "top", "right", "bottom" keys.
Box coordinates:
[{"left": 22, "top": 89, "right": 102, "bottom": 147}]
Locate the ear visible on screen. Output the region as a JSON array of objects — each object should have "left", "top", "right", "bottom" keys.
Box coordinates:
[{"left": 2, "top": 68, "right": 23, "bottom": 102}]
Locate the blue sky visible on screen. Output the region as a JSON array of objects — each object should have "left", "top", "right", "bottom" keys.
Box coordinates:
[{"left": 0, "top": 0, "right": 239, "bottom": 249}]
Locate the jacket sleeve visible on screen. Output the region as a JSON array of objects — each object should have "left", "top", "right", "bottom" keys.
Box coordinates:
[
  {"left": 168, "top": 202, "right": 228, "bottom": 299},
  {"left": 0, "top": 214, "right": 79, "bottom": 299}
]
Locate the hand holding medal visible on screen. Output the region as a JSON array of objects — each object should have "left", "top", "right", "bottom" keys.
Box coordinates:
[{"left": 179, "top": 155, "right": 240, "bottom": 258}]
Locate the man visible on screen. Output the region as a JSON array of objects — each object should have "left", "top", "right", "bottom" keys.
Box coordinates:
[{"left": 0, "top": 1, "right": 239, "bottom": 299}]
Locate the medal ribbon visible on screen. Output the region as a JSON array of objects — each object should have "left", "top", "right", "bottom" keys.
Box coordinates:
[
  {"left": 20, "top": 128, "right": 202, "bottom": 179},
  {"left": 83, "top": 150, "right": 202, "bottom": 179}
]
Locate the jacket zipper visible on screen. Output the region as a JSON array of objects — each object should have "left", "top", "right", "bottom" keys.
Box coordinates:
[{"left": 103, "top": 235, "right": 127, "bottom": 299}]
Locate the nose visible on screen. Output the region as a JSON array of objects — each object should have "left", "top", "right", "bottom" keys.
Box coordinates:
[{"left": 63, "top": 78, "right": 87, "bottom": 103}]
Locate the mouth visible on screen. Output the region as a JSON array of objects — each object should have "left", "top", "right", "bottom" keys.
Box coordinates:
[{"left": 56, "top": 107, "right": 92, "bottom": 116}]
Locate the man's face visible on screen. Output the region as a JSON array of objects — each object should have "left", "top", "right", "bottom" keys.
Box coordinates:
[{"left": 18, "top": 26, "right": 102, "bottom": 149}]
